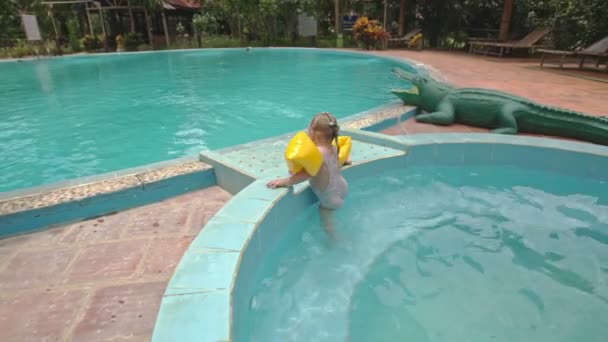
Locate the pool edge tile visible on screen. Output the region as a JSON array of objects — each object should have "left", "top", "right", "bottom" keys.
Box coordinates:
[
  {"left": 152, "top": 290, "right": 230, "bottom": 342},
  {"left": 190, "top": 219, "right": 257, "bottom": 251},
  {"left": 167, "top": 250, "right": 240, "bottom": 292}
]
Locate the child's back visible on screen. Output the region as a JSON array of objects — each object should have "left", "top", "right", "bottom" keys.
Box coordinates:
[
  {"left": 267, "top": 112, "right": 348, "bottom": 239},
  {"left": 310, "top": 145, "right": 348, "bottom": 210}
]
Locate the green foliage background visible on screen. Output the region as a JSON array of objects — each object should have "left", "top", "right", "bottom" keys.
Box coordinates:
[{"left": 1, "top": 0, "right": 606, "bottom": 51}]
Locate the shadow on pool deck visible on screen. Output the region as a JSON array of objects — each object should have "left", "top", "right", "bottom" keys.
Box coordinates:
[
  {"left": 1, "top": 48, "right": 608, "bottom": 342},
  {"left": 0, "top": 186, "right": 230, "bottom": 342}
]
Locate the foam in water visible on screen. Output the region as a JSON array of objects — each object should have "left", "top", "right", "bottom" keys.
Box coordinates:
[{"left": 243, "top": 165, "right": 608, "bottom": 342}]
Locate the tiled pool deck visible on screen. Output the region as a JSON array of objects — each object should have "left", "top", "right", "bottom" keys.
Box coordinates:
[
  {"left": 1, "top": 49, "right": 607, "bottom": 341},
  {"left": 0, "top": 186, "right": 230, "bottom": 341}
]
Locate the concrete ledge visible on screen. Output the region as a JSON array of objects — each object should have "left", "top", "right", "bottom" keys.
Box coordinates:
[
  {"left": 341, "top": 128, "right": 409, "bottom": 151},
  {"left": 199, "top": 151, "right": 257, "bottom": 195},
  {"left": 397, "top": 133, "right": 608, "bottom": 181},
  {"left": 344, "top": 105, "right": 417, "bottom": 132},
  {"left": 0, "top": 159, "right": 215, "bottom": 238}
]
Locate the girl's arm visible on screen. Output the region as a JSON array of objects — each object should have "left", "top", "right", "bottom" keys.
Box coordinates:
[{"left": 266, "top": 170, "right": 310, "bottom": 188}]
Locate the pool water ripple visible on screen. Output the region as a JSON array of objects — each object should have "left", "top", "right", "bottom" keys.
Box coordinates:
[
  {"left": 0, "top": 49, "right": 412, "bottom": 192},
  {"left": 244, "top": 165, "right": 608, "bottom": 342}
]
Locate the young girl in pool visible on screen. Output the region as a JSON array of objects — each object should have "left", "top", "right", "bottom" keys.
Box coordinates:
[{"left": 267, "top": 112, "right": 349, "bottom": 239}]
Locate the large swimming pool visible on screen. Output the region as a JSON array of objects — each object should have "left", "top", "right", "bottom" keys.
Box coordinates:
[
  {"left": 0, "top": 48, "right": 411, "bottom": 192},
  {"left": 244, "top": 165, "right": 608, "bottom": 341}
]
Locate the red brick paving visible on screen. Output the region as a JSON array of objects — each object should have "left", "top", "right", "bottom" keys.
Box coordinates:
[
  {"left": 0, "top": 290, "right": 88, "bottom": 342},
  {"left": 61, "top": 216, "right": 124, "bottom": 244},
  {"left": 72, "top": 282, "right": 166, "bottom": 342},
  {"left": 0, "top": 186, "right": 231, "bottom": 342},
  {"left": 0, "top": 248, "right": 77, "bottom": 290},
  {"left": 66, "top": 240, "right": 149, "bottom": 284},
  {"left": 143, "top": 237, "right": 193, "bottom": 276}
]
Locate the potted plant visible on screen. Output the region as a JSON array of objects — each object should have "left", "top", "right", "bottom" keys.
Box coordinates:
[
  {"left": 116, "top": 34, "right": 125, "bottom": 52},
  {"left": 353, "top": 17, "right": 390, "bottom": 50}
]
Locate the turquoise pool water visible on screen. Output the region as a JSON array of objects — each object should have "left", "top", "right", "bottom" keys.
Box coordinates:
[
  {"left": 0, "top": 49, "right": 411, "bottom": 192},
  {"left": 245, "top": 165, "right": 608, "bottom": 341}
]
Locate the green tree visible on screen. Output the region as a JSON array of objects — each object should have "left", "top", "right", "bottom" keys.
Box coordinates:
[
  {"left": 67, "top": 17, "right": 81, "bottom": 52},
  {"left": 1, "top": 0, "right": 47, "bottom": 45}
]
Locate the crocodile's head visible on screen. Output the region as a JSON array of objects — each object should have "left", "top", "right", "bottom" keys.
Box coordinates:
[
  {"left": 390, "top": 85, "right": 420, "bottom": 106},
  {"left": 390, "top": 68, "right": 428, "bottom": 106},
  {"left": 390, "top": 67, "right": 454, "bottom": 109}
]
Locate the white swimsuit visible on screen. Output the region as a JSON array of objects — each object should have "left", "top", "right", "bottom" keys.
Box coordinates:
[{"left": 309, "top": 146, "right": 348, "bottom": 209}]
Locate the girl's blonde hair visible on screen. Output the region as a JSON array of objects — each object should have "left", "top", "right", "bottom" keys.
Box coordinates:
[{"left": 309, "top": 112, "right": 340, "bottom": 156}]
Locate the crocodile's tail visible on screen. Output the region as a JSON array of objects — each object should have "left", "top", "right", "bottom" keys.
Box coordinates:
[
  {"left": 560, "top": 115, "right": 608, "bottom": 146},
  {"left": 521, "top": 108, "right": 608, "bottom": 146}
]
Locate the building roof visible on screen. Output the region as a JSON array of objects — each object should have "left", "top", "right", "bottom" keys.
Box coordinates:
[{"left": 163, "top": 0, "right": 201, "bottom": 10}]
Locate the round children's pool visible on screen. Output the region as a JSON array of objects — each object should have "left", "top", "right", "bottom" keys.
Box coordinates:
[
  {"left": 243, "top": 164, "right": 608, "bottom": 341},
  {"left": 0, "top": 48, "right": 414, "bottom": 192}
]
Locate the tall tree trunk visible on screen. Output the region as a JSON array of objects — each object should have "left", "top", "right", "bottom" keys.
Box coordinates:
[
  {"left": 77, "top": 12, "right": 85, "bottom": 36},
  {"left": 99, "top": 7, "right": 108, "bottom": 51},
  {"left": 161, "top": 9, "right": 170, "bottom": 46},
  {"left": 85, "top": 3, "right": 94, "bottom": 35},
  {"left": 399, "top": 0, "right": 406, "bottom": 36},
  {"left": 383, "top": 0, "right": 388, "bottom": 30},
  {"left": 334, "top": 0, "right": 340, "bottom": 36},
  {"left": 128, "top": 1, "right": 135, "bottom": 33},
  {"left": 49, "top": 7, "right": 59, "bottom": 39},
  {"left": 498, "top": 0, "right": 513, "bottom": 41},
  {"left": 144, "top": 6, "right": 153, "bottom": 45},
  {"left": 236, "top": 7, "right": 242, "bottom": 40},
  {"left": 273, "top": 15, "right": 278, "bottom": 42}
]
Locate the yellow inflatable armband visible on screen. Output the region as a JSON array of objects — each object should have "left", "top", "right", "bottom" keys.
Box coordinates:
[
  {"left": 285, "top": 131, "right": 323, "bottom": 176},
  {"left": 333, "top": 136, "right": 352, "bottom": 165}
]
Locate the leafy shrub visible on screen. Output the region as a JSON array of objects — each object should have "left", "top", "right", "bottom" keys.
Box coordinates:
[
  {"left": 192, "top": 13, "right": 219, "bottom": 36},
  {"left": 169, "top": 38, "right": 197, "bottom": 50},
  {"left": 67, "top": 18, "right": 82, "bottom": 52},
  {"left": 9, "top": 40, "right": 37, "bottom": 58},
  {"left": 0, "top": 47, "right": 10, "bottom": 58},
  {"left": 137, "top": 43, "right": 152, "bottom": 51},
  {"left": 124, "top": 32, "right": 142, "bottom": 51},
  {"left": 81, "top": 35, "right": 101, "bottom": 51},
  {"left": 192, "top": 13, "right": 219, "bottom": 47}
]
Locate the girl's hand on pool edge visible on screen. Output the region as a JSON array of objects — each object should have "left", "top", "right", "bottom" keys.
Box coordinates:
[{"left": 267, "top": 178, "right": 290, "bottom": 188}]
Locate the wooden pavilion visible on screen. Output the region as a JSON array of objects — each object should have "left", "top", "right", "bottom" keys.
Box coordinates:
[{"left": 41, "top": 0, "right": 201, "bottom": 49}]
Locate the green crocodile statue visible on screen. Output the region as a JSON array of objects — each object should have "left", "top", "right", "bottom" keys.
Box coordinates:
[{"left": 390, "top": 67, "right": 608, "bottom": 145}]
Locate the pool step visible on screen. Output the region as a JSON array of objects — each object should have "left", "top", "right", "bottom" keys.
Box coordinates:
[{"left": 199, "top": 130, "right": 408, "bottom": 195}]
